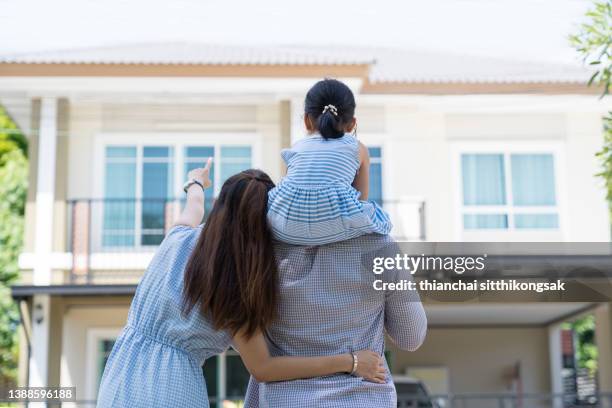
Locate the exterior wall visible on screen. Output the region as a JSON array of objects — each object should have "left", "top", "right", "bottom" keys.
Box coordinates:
[
  {"left": 66, "top": 101, "right": 284, "bottom": 199},
  {"left": 565, "top": 112, "right": 610, "bottom": 241},
  {"left": 391, "top": 327, "right": 551, "bottom": 394},
  {"left": 15, "top": 91, "right": 611, "bottom": 399},
  {"left": 372, "top": 97, "right": 610, "bottom": 241},
  {"left": 59, "top": 298, "right": 130, "bottom": 404},
  {"left": 22, "top": 93, "right": 611, "bottom": 268}
]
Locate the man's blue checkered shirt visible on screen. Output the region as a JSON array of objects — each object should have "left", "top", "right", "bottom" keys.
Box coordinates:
[{"left": 245, "top": 234, "right": 427, "bottom": 407}]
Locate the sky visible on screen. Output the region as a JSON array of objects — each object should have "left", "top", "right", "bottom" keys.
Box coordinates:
[{"left": 0, "top": 0, "right": 595, "bottom": 64}]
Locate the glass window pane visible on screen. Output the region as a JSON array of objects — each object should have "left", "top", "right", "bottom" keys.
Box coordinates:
[
  {"left": 104, "top": 157, "right": 136, "bottom": 247},
  {"left": 96, "top": 339, "right": 116, "bottom": 394},
  {"left": 462, "top": 154, "right": 506, "bottom": 205},
  {"left": 368, "top": 147, "right": 383, "bottom": 205},
  {"left": 203, "top": 357, "right": 218, "bottom": 407},
  {"left": 226, "top": 354, "right": 250, "bottom": 402},
  {"left": 143, "top": 146, "right": 170, "bottom": 158},
  {"left": 142, "top": 147, "right": 173, "bottom": 245},
  {"left": 464, "top": 214, "right": 508, "bottom": 229},
  {"left": 220, "top": 162, "right": 251, "bottom": 184},
  {"left": 369, "top": 147, "right": 382, "bottom": 159},
  {"left": 220, "top": 146, "right": 251, "bottom": 159},
  {"left": 186, "top": 146, "right": 216, "bottom": 216},
  {"left": 186, "top": 146, "right": 214, "bottom": 158},
  {"left": 220, "top": 146, "right": 251, "bottom": 184},
  {"left": 511, "top": 154, "right": 556, "bottom": 206},
  {"left": 106, "top": 146, "right": 136, "bottom": 158},
  {"left": 515, "top": 213, "right": 559, "bottom": 229}
]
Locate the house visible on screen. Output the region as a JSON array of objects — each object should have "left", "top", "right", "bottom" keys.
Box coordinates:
[{"left": 1, "top": 43, "right": 611, "bottom": 407}]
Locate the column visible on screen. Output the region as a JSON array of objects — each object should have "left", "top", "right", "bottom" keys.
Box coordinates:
[
  {"left": 29, "top": 97, "right": 58, "bottom": 389},
  {"left": 33, "top": 96, "right": 58, "bottom": 285},
  {"left": 289, "top": 96, "right": 304, "bottom": 145},
  {"left": 548, "top": 323, "right": 563, "bottom": 408}
]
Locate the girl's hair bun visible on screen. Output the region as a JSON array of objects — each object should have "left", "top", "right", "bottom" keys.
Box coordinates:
[{"left": 305, "top": 79, "right": 356, "bottom": 139}]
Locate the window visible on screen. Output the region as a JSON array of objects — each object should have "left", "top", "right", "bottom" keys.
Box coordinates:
[
  {"left": 85, "top": 328, "right": 120, "bottom": 400},
  {"left": 203, "top": 350, "right": 249, "bottom": 408},
  {"left": 368, "top": 147, "right": 383, "bottom": 205},
  {"left": 97, "top": 339, "right": 116, "bottom": 383},
  {"left": 461, "top": 152, "right": 559, "bottom": 230},
  {"left": 102, "top": 143, "right": 252, "bottom": 248}
]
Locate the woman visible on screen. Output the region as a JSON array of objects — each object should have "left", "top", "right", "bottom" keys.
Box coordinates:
[{"left": 97, "top": 159, "right": 385, "bottom": 408}]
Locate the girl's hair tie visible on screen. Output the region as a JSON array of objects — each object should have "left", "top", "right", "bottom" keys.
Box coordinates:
[{"left": 322, "top": 104, "right": 338, "bottom": 116}]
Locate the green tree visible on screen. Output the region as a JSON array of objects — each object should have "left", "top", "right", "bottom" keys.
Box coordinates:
[
  {"left": 563, "top": 315, "right": 598, "bottom": 372},
  {"left": 570, "top": 0, "right": 612, "bottom": 214},
  {"left": 0, "top": 106, "right": 27, "bottom": 384},
  {"left": 569, "top": 0, "right": 611, "bottom": 381}
]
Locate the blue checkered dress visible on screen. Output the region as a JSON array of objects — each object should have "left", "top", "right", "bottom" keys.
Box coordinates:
[
  {"left": 97, "top": 225, "right": 231, "bottom": 408},
  {"left": 268, "top": 134, "right": 392, "bottom": 245},
  {"left": 245, "top": 234, "right": 427, "bottom": 408}
]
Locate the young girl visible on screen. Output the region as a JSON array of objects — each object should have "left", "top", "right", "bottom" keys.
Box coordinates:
[
  {"left": 268, "top": 79, "right": 392, "bottom": 245},
  {"left": 97, "top": 160, "right": 385, "bottom": 408}
]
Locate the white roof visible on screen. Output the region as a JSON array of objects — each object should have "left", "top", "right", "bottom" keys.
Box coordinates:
[{"left": 0, "top": 43, "right": 592, "bottom": 84}]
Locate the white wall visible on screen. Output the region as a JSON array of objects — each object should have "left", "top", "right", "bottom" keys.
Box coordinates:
[
  {"left": 367, "top": 95, "right": 611, "bottom": 241},
  {"left": 62, "top": 94, "right": 610, "bottom": 242},
  {"left": 66, "top": 101, "right": 284, "bottom": 200},
  {"left": 60, "top": 304, "right": 129, "bottom": 404},
  {"left": 391, "top": 326, "right": 551, "bottom": 406}
]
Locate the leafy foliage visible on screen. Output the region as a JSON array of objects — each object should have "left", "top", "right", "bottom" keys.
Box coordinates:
[
  {"left": 569, "top": 0, "right": 612, "bottom": 98},
  {"left": 0, "top": 107, "right": 27, "bottom": 383},
  {"left": 564, "top": 315, "right": 599, "bottom": 372},
  {"left": 596, "top": 113, "right": 612, "bottom": 208},
  {"left": 0, "top": 107, "right": 27, "bottom": 165},
  {"left": 571, "top": 1, "right": 612, "bottom": 216},
  {"left": 569, "top": 0, "right": 611, "bottom": 380}
]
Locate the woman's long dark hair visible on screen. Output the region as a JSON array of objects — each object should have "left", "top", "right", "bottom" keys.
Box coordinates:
[{"left": 182, "top": 169, "right": 278, "bottom": 339}]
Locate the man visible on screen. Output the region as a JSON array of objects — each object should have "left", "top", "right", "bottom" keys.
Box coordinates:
[{"left": 244, "top": 234, "right": 427, "bottom": 407}]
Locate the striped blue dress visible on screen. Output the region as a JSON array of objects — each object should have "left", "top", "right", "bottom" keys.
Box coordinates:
[
  {"left": 97, "top": 225, "right": 231, "bottom": 408},
  {"left": 268, "top": 134, "right": 392, "bottom": 245}
]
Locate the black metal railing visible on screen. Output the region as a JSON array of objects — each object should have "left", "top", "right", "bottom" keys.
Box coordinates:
[{"left": 66, "top": 198, "right": 426, "bottom": 284}]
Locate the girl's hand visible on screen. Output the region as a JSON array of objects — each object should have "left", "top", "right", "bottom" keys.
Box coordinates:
[
  {"left": 353, "top": 350, "right": 387, "bottom": 383},
  {"left": 187, "top": 157, "right": 213, "bottom": 190}
]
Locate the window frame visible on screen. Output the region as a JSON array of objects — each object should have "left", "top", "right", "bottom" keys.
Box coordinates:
[
  {"left": 92, "top": 133, "right": 262, "bottom": 251},
  {"left": 367, "top": 145, "right": 384, "bottom": 205},
  {"left": 355, "top": 132, "right": 392, "bottom": 202},
  {"left": 451, "top": 141, "right": 567, "bottom": 239},
  {"left": 85, "top": 327, "right": 122, "bottom": 401}
]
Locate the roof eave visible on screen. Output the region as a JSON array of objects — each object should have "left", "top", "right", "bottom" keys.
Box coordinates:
[
  {"left": 362, "top": 79, "right": 601, "bottom": 95},
  {"left": 0, "top": 62, "right": 372, "bottom": 78}
]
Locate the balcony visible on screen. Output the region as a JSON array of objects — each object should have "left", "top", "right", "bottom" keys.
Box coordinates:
[{"left": 31, "top": 198, "right": 426, "bottom": 285}]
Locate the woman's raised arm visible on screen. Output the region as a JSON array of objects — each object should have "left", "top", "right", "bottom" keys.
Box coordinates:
[
  {"left": 174, "top": 158, "right": 213, "bottom": 228},
  {"left": 232, "top": 330, "right": 386, "bottom": 383}
]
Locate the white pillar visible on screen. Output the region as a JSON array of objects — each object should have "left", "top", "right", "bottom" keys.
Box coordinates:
[
  {"left": 548, "top": 324, "right": 563, "bottom": 408},
  {"left": 29, "top": 294, "right": 51, "bottom": 388},
  {"left": 217, "top": 352, "right": 227, "bottom": 403},
  {"left": 33, "top": 97, "right": 58, "bottom": 286},
  {"left": 290, "top": 96, "right": 304, "bottom": 145},
  {"left": 29, "top": 97, "right": 58, "bottom": 390},
  {"left": 595, "top": 304, "right": 612, "bottom": 393}
]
